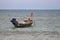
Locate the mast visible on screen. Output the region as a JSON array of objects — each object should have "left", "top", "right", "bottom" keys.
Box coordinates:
[{"left": 30, "top": 12, "right": 33, "bottom": 20}]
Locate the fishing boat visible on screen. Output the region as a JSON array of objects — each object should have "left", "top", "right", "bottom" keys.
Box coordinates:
[{"left": 10, "top": 13, "right": 33, "bottom": 28}]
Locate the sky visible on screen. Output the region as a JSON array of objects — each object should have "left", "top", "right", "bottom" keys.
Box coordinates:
[{"left": 0, "top": 0, "right": 60, "bottom": 9}]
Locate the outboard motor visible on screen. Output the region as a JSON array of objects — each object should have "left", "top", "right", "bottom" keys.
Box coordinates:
[{"left": 10, "top": 18, "right": 18, "bottom": 27}]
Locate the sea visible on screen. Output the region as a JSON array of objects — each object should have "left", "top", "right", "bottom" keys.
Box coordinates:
[{"left": 0, "top": 9, "right": 60, "bottom": 34}]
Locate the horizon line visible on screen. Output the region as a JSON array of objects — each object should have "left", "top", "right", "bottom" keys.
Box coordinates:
[{"left": 0, "top": 8, "right": 60, "bottom": 10}]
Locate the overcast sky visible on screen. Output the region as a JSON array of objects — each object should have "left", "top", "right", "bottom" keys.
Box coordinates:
[{"left": 0, "top": 0, "right": 60, "bottom": 9}]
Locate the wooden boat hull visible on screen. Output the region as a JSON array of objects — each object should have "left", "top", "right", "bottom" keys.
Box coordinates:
[
  {"left": 15, "top": 23, "right": 32, "bottom": 28},
  {"left": 10, "top": 18, "right": 33, "bottom": 28}
]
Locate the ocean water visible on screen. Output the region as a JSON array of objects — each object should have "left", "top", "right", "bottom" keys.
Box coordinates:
[{"left": 0, "top": 10, "right": 60, "bottom": 33}]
